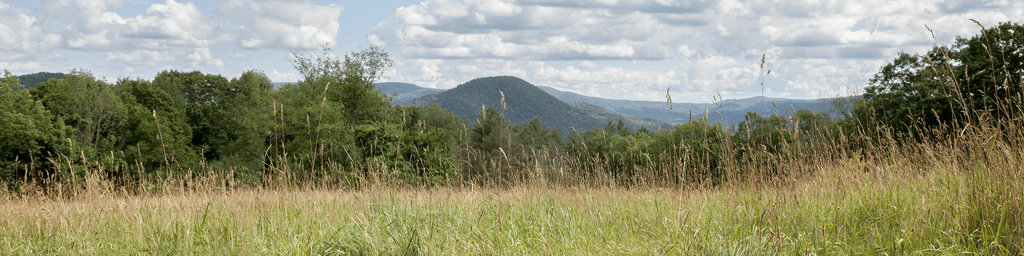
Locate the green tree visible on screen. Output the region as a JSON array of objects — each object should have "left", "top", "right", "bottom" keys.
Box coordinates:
[
  {"left": 219, "top": 70, "right": 274, "bottom": 174},
  {"left": 857, "top": 21, "right": 1024, "bottom": 134},
  {"left": 636, "top": 126, "right": 650, "bottom": 135},
  {"left": 418, "top": 103, "right": 468, "bottom": 142},
  {"left": 271, "top": 46, "right": 395, "bottom": 178},
  {"left": 951, "top": 22, "right": 1024, "bottom": 121},
  {"left": 733, "top": 112, "right": 792, "bottom": 156},
  {"left": 291, "top": 46, "right": 393, "bottom": 129},
  {"left": 359, "top": 105, "right": 459, "bottom": 184},
  {"left": 115, "top": 78, "right": 197, "bottom": 176},
  {"left": 32, "top": 69, "right": 125, "bottom": 166},
  {"left": 0, "top": 70, "right": 68, "bottom": 180},
  {"left": 16, "top": 72, "right": 65, "bottom": 89},
  {"left": 792, "top": 109, "right": 838, "bottom": 147},
  {"left": 650, "top": 120, "right": 729, "bottom": 176},
  {"left": 615, "top": 120, "right": 630, "bottom": 136},
  {"left": 509, "top": 116, "right": 561, "bottom": 150},
  {"left": 857, "top": 50, "right": 949, "bottom": 133},
  {"left": 151, "top": 70, "right": 273, "bottom": 175},
  {"left": 469, "top": 106, "right": 510, "bottom": 157},
  {"left": 152, "top": 70, "right": 229, "bottom": 158}
]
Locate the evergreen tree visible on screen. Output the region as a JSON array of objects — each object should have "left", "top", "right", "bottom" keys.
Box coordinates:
[{"left": 470, "top": 106, "right": 510, "bottom": 157}]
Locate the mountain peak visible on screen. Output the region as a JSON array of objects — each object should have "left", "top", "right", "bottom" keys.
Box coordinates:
[{"left": 406, "top": 76, "right": 655, "bottom": 133}]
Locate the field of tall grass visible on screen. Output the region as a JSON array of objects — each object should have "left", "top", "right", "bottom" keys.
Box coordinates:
[{"left": 2, "top": 111, "right": 1022, "bottom": 254}]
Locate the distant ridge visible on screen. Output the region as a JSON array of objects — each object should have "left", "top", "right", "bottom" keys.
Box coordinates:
[
  {"left": 15, "top": 72, "right": 66, "bottom": 89},
  {"left": 270, "top": 82, "right": 294, "bottom": 90},
  {"left": 405, "top": 76, "right": 667, "bottom": 133},
  {"left": 379, "top": 79, "right": 853, "bottom": 129},
  {"left": 566, "top": 102, "right": 669, "bottom": 131},
  {"left": 537, "top": 86, "right": 848, "bottom": 126},
  {"left": 374, "top": 82, "right": 443, "bottom": 105}
]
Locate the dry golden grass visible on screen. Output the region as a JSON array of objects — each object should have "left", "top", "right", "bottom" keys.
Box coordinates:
[{"left": 2, "top": 138, "right": 1021, "bottom": 254}]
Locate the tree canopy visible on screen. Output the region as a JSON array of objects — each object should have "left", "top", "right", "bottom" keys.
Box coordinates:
[{"left": 857, "top": 22, "right": 1024, "bottom": 134}]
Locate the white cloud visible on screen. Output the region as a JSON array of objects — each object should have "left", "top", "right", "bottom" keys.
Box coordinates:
[
  {"left": 372, "top": 0, "right": 689, "bottom": 61},
  {"left": 367, "top": 34, "right": 386, "bottom": 47},
  {"left": 374, "top": 0, "right": 1024, "bottom": 101},
  {"left": 0, "top": 2, "right": 62, "bottom": 66},
  {"left": 226, "top": 0, "right": 343, "bottom": 50},
  {"left": 270, "top": 70, "right": 300, "bottom": 82},
  {"left": 0, "top": 0, "right": 351, "bottom": 83},
  {"left": 184, "top": 48, "right": 223, "bottom": 68},
  {"left": 530, "top": 63, "right": 682, "bottom": 100},
  {"left": 579, "top": 60, "right": 600, "bottom": 69},
  {"left": 106, "top": 50, "right": 175, "bottom": 66},
  {"left": 676, "top": 45, "right": 695, "bottom": 58},
  {"left": 49, "top": 0, "right": 222, "bottom": 50},
  {"left": 408, "top": 59, "right": 462, "bottom": 88},
  {"left": 475, "top": 0, "right": 521, "bottom": 16},
  {"left": 779, "top": 59, "right": 884, "bottom": 97}
]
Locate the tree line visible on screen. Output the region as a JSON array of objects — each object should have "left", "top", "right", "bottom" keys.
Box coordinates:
[{"left": 1, "top": 22, "right": 1021, "bottom": 187}]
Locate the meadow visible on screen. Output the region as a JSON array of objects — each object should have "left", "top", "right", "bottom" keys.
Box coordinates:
[
  {"left": 2, "top": 121, "right": 1022, "bottom": 255},
  {"left": 3, "top": 22, "right": 1023, "bottom": 255}
]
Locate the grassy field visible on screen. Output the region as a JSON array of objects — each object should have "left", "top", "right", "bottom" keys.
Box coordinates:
[{"left": 3, "top": 143, "right": 1021, "bottom": 255}]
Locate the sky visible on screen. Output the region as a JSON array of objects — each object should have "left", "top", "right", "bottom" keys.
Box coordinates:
[{"left": 1, "top": 0, "right": 1021, "bottom": 103}]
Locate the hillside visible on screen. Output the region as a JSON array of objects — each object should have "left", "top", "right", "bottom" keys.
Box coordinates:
[
  {"left": 405, "top": 76, "right": 669, "bottom": 134},
  {"left": 389, "top": 80, "right": 852, "bottom": 129},
  {"left": 374, "top": 82, "right": 443, "bottom": 105},
  {"left": 15, "top": 72, "right": 66, "bottom": 89},
  {"left": 537, "top": 86, "right": 847, "bottom": 126},
  {"left": 566, "top": 102, "right": 670, "bottom": 131}
]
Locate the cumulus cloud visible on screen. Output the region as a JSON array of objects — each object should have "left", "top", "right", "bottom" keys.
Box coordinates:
[
  {"left": 531, "top": 62, "right": 682, "bottom": 100},
  {"left": 373, "top": 0, "right": 1024, "bottom": 101},
  {"left": 105, "top": 50, "right": 175, "bottom": 66},
  {"left": 371, "top": 0, "right": 693, "bottom": 61},
  {"left": 778, "top": 59, "right": 885, "bottom": 97},
  {"left": 270, "top": 70, "right": 300, "bottom": 83},
  {"left": 45, "top": 0, "right": 222, "bottom": 50},
  {"left": 184, "top": 48, "right": 223, "bottom": 68},
  {"left": 0, "top": 2, "right": 62, "bottom": 62},
  {"left": 579, "top": 61, "right": 600, "bottom": 69},
  {"left": 224, "top": 0, "right": 343, "bottom": 50}
]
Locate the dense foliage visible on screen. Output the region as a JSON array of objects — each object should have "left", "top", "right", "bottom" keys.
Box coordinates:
[{"left": 856, "top": 21, "right": 1024, "bottom": 135}]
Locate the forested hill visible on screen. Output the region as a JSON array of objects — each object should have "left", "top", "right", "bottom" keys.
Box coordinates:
[
  {"left": 374, "top": 82, "right": 443, "bottom": 105},
  {"left": 566, "top": 102, "right": 670, "bottom": 131},
  {"left": 537, "top": 86, "right": 848, "bottom": 126},
  {"left": 16, "top": 72, "right": 66, "bottom": 89},
  {"left": 406, "top": 76, "right": 623, "bottom": 133}
]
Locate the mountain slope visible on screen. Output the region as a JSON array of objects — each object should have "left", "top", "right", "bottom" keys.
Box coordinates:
[
  {"left": 15, "top": 72, "right": 66, "bottom": 89},
  {"left": 567, "top": 102, "right": 670, "bottom": 131},
  {"left": 538, "top": 86, "right": 845, "bottom": 126},
  {"left": 374, "top": 82, "right": 443, "bottom": 105},
  {"left": 405, "top": 76, "right": 675, "bottom": 134}
]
